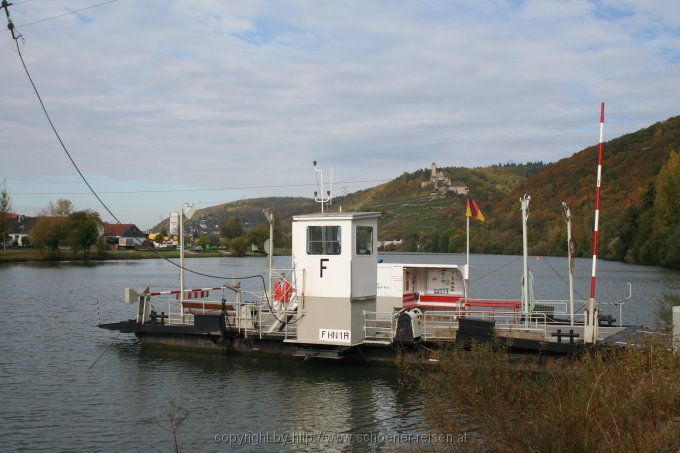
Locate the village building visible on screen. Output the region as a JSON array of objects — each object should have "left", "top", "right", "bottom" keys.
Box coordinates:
[
  {"left": 101, "top": 223, "right": 147, "bottom": 246},
  {"left": 2, "top": 213, "right": 147, "bottom": 249},
  {"left": 377, "top": 239, "right": 403, "bottom": 248},
  {"left": 3, "top": 214, "right": 37, "bottom": 246}
]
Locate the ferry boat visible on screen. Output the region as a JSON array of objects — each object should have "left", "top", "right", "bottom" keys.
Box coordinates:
[
  {"left": 100, "top": 207, "right": 634, "bottom": 363},
  {"left": 98, "top": 105, "right": 643, "bottom": 362}
]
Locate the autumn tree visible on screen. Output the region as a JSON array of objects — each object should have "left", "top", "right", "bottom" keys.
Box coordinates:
[
  {"left": 651, "top": 151, "right": 680, "bottom": 267},
  {"left": 0, "top": 179, "right": 11, "bottom": 242},
  {"left": 45, "top": 198, "right": 73, "bottom": 216},
  {"left": 68, "top": 210, "right": 102, "bottom": 258},
  {"left": 31, "top": 217, "right": 68, "bottom": 255}
]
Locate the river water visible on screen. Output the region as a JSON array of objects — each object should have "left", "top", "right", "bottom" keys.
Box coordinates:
[{"left": 1, "top": 254, "right": 678, "bottom": 452}]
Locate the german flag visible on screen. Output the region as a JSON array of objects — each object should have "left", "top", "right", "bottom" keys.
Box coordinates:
[{"left": 465, "top": 197, "right": 485, "bottom": 222}]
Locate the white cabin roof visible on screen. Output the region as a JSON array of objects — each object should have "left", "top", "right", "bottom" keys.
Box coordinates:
[
  {"left": 378, "top": 263, "right": 462, "bottom": 270},
  {"left": 292, "top": 212, "right": 381, "bottom": 222}
]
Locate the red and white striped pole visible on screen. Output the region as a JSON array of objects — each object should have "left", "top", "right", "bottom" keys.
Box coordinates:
[
  {"left": 584, "top": 102, "right": 604, "bottom": 344},
  {"left": 590, "top": 102, "right": 605, "bottom": 299}
]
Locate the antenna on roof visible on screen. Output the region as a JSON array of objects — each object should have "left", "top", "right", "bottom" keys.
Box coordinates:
[{"left": 313, "top": 161, "right": 332, "bottom": 213}]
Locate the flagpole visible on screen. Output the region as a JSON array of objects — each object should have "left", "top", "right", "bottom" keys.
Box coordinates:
[{"left": 466, "top": 214, "right": 470, "bottom": 298}]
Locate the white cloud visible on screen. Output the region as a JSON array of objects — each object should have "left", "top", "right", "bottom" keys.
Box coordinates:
[{"left": 1, "top": 0, "right": 679, "bottom": 226}]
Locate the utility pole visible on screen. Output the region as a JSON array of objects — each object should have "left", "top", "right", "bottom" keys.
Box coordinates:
[
  {"left": 520, "top": 194, "right": 531, "bottom": 326},
  {"left": 179, "top": 208, "right": 184, "bottom": 307},
  {"left": 1, "top": 1, "right": 19, "bottom": 41},
  {"left": 179, "top": 203, "right": 195, "bottom": 313},
  {"left": 263, "top": 208, "right": 274, "bottom": 297},
  {"left": 562, "top": 202, "right": 575, "bottom": 326}
]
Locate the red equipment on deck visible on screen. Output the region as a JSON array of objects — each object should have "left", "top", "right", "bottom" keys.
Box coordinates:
[{"left": 403, "top": 293, "right": 521, "bottom": 313}]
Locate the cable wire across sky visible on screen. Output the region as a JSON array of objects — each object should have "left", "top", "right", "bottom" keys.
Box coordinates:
[
  {"left": 10, "top": 178, "right": 392, "bottom": 195},
  {"left": 2, "top": 0, "right": 279, "bottom": 287},
  {"left": 13, "top": 0, "right": 120, "bottom": 29}
]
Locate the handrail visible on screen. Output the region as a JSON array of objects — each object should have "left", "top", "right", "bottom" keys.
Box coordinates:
[
  {"left": 420, "top": 310, "right": 551, "bottom": 341},
  {"left": 363, "top": 310, "right": 396, "bottom": 343}
]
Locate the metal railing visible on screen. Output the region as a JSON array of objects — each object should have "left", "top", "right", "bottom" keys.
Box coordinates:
[
  {"left": 137, "top": 268, "right": 307, "bottom": 339},
  {"left": 419, "top": 310, "right": 550, "bottom": 342},
  {"left": 532, "top": 298, "right": 628, "bottom": 327},
  {"left": 168, "top": 313, "right": 193, "bottom": 325},
  {"left": 362, "top": 309, "right": 554, "bottom": 343},
  {"left": 269, "top": 267, "right": 305, "bottom": 310},
  {"left": 421, "top": 311, "right": 458, "bottom": 340},
  {"left": 363, "top": 311, "right": 396, "bottom": 343},
  {"left": 533, "top": 300, "right": 570, "bottom": 315}
]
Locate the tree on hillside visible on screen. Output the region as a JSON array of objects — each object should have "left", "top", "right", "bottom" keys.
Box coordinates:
[
  {"left": 31, "top": 217, "right": 68, "bottom": 255},
  {"left": 651, "top": 151, "right": 680, "bottom": 267},
  {"left": 220, "top": 217, "right": 244, "bottom": 239},
  {"left": 68, "top": 210, "right": 102, "bottom": 258},
  {"left": 0, "top": 179, "right": 11, "bottom": 242}
]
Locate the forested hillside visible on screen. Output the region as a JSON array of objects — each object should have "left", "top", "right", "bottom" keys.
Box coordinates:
[
  {"left": 333, "top": 163, "right": 547, "bottom": 250},
  {"left": 324, "top": 115, "right": 680, "bottom": 269},
  {"left": 152, "top": 197, "right": 318, "bottom": 235},
  {"left": 474, "top": 116, "right": 680, "bottom": 267},
  {"left": 153, "top": 115, "right": 680, "bottom": 268}
]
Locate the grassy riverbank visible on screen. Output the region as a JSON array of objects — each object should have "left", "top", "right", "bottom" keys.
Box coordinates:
[
  {"left": 0, "top": 248, "right": 292, "bottom": 263},
  {"left": 409, "top": 337, "right": 680, "bottom": 451}
]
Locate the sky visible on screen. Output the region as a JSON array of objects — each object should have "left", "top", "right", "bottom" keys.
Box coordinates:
[{"left": 1, "top": 0, "right": 679, "bottom": 228}]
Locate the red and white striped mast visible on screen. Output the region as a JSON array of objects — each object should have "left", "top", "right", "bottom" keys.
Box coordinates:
[{"left": 585, "top": 102, "right": 605, "bottom": 343}]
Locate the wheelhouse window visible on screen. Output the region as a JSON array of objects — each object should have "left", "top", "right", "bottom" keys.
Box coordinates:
[
  {"left": 355, "top": 226, "right": 373, "bottom": 256},
  {"left": 307, "top": 226, "right": 341, "bottom": 255}
]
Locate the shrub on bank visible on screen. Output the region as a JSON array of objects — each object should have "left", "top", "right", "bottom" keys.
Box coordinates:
[{"left": 412, "top": 337, "right": 680, "bottom": 451}]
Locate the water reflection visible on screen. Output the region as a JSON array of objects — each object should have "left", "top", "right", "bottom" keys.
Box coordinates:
[{"left": 105, "top": 345, "right": 422, "bottom": 452}]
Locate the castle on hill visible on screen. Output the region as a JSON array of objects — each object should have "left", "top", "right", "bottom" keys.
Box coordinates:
[{"left": 420, "top": 162, "right": 469, "bottom": 195}]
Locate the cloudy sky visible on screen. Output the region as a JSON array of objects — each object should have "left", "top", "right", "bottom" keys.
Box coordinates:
[{"left": 1, "top": 0, "right": 679, "bottom": 228}]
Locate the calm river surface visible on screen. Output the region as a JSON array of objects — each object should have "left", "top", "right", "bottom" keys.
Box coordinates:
[{"left": 1, "top": 253, "right": 678, "bottom": 452}]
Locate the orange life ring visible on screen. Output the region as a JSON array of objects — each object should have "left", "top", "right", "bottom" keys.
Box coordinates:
[{"left": 273, "top": 279, "right": 293, "bottom": 303}]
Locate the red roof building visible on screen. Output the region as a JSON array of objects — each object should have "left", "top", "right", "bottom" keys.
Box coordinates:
[{"left": 101, "top": 223, "right": 146, "bottom": 238}]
